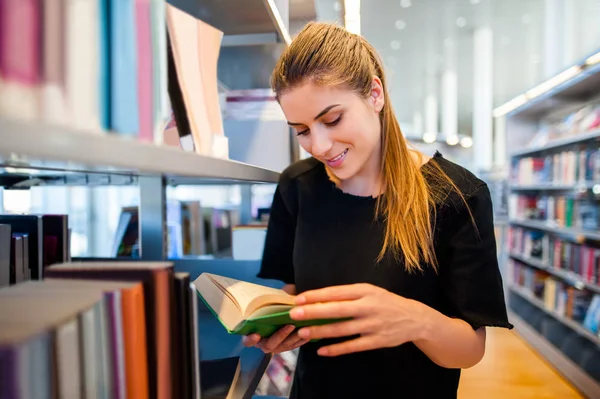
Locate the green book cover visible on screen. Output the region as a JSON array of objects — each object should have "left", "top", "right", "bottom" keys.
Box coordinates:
[{"left": 196, "top": 290, "right": 345, "bottom": 339}]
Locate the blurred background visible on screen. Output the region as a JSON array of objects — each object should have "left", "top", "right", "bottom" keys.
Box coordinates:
[{"left": 0, "top": 0, "right": 599, "bottom": 398}]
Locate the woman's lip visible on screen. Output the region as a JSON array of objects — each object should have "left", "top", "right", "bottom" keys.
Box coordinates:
[
  {"left": 326, "top": 149, "right": 348, "bottom": 168},
  {"left": 327, "top": 149, "right": 348, "bottom": 162}
]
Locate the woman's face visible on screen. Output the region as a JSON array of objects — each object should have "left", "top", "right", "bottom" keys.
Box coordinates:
[{"left": 278, "top": 79, "right": 385, "bottom": 181}]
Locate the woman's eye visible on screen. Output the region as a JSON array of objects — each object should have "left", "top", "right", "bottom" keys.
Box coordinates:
[
  {"left": 296, "top": 128, "right": 310, "bottom": 136},
  {"left": 324, "top": 115, "right": 342, "bottom": 126}
]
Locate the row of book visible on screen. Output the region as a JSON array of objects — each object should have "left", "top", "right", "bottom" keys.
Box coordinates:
[
  {"left": 508, "top": 227, "right": 600, "bottom": 285},
  {"left": 511, "top": 148, "right": 600, "bottom": 185},
  {"left": 0, "top": 261, "right": 201, "bottom": 399},
  {"left": 0, "top": 214, "right": 70, "bottom": 286},
  {"left": 0, "top": 1, "right": 228, "bottom": 157},
  {"left": 523, "top": 104, "right": 600, "bottom": 149},
  {"left": 510, "top": 260, "right": 600, "bottom": 335},
  {"left": 509, "top": 194, "right": 599, "bottom": 231},
  {"left": 0, "top": 0, "right": 168, "bottom": 142}
]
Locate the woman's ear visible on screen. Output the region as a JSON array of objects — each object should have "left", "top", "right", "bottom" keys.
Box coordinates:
[{"left": 370, "top": 76, "right": 385, "bottom": 112}]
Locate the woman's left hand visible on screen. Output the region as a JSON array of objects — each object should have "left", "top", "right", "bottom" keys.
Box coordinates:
[{"left": 289, "top": 283, "right": 429, "bottom": 357}]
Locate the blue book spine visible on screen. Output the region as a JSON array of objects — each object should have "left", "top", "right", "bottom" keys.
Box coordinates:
[
  {"left": 99, "top": 0, "right": 111, "bottom": 130},
  {"left": 110, "top": 0, "right": 139, "bottom": 136}
]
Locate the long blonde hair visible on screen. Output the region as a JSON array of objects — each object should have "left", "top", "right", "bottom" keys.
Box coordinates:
[{"left": 271, "top": 22, "right": 467, "bottom": 272}]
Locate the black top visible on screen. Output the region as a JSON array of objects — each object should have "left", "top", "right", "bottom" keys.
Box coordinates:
[{"left": 257, "top": 152, "right": 513, "bottom": 399}]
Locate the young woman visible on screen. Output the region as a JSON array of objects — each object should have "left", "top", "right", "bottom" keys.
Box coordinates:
[{"left": 243, "top": 21, "right": 513, "bottom": 398}]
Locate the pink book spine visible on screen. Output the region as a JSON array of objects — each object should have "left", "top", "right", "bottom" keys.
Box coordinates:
[
  {"left": 136, "top": 0, "right": 153, "bottom": 142},
  {"left": 0, "top": 0, "right": 42, "bottom": 85}
]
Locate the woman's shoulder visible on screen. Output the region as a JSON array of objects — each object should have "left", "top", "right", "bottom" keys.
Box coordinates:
[
  {"left": 278, "top": 157, "right": 324, "bottom": 190},
  {"left": 426, "top": 152, "right": 491, "bottom": 216}
]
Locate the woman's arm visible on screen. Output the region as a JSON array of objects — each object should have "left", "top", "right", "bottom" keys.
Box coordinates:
[{"left": 414, "top": 304, "right": 486, "bottom": 369}]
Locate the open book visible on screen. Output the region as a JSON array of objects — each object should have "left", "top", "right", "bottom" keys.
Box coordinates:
[{"left": 193, "top": 273, "right": 341, "bottom": 337}]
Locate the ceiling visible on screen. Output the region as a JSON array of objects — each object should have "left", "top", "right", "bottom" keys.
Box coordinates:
[{"left": 309, "top": 0, "right": 600, "bottom": 139}]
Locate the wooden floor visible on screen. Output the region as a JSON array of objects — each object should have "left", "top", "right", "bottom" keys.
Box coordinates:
[{"left": 458, "top": 328, "right": 583, "bottom": 399}]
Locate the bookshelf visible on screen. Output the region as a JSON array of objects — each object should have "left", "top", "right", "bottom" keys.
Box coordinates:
[
  {"left": 0, "top": 117, "right": 280, "bottom": 186},
  {"left": 510, "top": 284, "right": 600, "bottom": 346},
  {"left": 509, "top": 220, "right": 600, "bottom": 243},
  {"left": 0, "top": 0, "right": 294, "bottom": 397},
  {"left": 509, "top": 253, "right": 600, "bottom": 295},
  {"left": 494, "top": 48, "right": 600, "bottom": 395}
]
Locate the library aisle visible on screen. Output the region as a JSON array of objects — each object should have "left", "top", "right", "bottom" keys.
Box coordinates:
[{"left": 459, "top": 326, "right": 582, "bottom": 398}]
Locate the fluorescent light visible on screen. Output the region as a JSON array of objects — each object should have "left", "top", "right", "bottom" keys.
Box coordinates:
[
  {"left": 469, "top": 0, "right": 480, "bottom": 4},
  {"left": 460, "top": 136, "right": 473, "bottom": 148},
  {"left": 400, "top": 0, "right": 412, "bottom": 8},
  {"left": 344, "top": 0, "right": 361, "bottom": 35},
  {"left": 586, "top": 51, "right": 600, "bottom": 66},
  {"left": 395, "top": 19, "right": 407, "bottom": 30},
  {"left": 525, "top": 65, "right": 581, "bottom": 99},
  {"left": 446, "top": 135, "right": 459, "bottom": 146},
  {"left": 423, "top": 132, "right": 436, "bottom": 144},
  {"left": 492, "top": 94, "right": 528, "bottom": 118},
  {"left": 390, "top": 40, "right": 401, "bottom": 50},
  {"left": 456, "top": 17, "right": 466, "bottom": 28}
]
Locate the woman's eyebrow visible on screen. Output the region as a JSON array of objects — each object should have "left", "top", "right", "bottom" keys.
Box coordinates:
[{"left": 287, "top": 104, "right": 341, "bottom": 126}]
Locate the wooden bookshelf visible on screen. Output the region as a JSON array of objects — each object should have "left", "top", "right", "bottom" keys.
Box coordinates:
[{"left": 509, "top": 253, "right": 600, "bottom": 295}]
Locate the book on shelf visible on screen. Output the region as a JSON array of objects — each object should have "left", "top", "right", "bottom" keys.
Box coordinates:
[
  {"left": 510, "top": 260, "right": 600, "bottom": 337},
  {"left": 165, "top": 3, "right": 227, "bottom": 157},
  {"left": 0, "top": 0, "right": 172, "bottom": 144},
  {"left": 512, "top": 149, "right": 600, "bottom": 185},
  {"left": 193, "top": 273, "right": 342, "bottom": 338}
]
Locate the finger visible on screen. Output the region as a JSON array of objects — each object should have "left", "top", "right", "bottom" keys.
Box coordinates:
[
  {"left": 242, "top": 334, "right": 261, "bottom": 347},
  {"left": 262, "top": 325, "right": 295, "bottom": 352},
  {"left": 317, "top": 335, "right": 381, "bottom": 357},
  {"left": 290, "top": 300, "right": 366, "bottom": 321},
  {"left": 295, "top": 283, "right": 375, "bottom": 305},
  {"left": 278, "top": 332, "right": 306, "bottom": 352},
  {"left": 297, "top": 318, "right": 375, "bottom": 340}
]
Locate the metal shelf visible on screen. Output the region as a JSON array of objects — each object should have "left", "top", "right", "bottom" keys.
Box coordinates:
[
  {"left": 510, "top": 128, "right": 600, "bottom": 158},
  {"left": 168, "top": 0, "right": 291, "bottom": 45},
  {"left": 503, "top": 61, "right": 600, "bottom": 120},
  {"left": 508, "top": 311, "right": 600, "bottom": 399},
  {"left": 509, "top": 284, "right": 600, "bottom": 346},
  {"left": 0, "top": 118, "right": 280, "bottom": 185},
  {"left": 509, "top": 253, "right": 600, "bottom": 295},
  {"left": 510, "top": 181, "right": 600, "bottom": 192},
  {"left": 509, "top": 219, "right": 600, "bottom": 242}
]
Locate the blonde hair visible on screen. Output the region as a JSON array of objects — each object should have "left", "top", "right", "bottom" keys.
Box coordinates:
[{"left": 271, "top": 22, "right": 467, "bottom": 272}]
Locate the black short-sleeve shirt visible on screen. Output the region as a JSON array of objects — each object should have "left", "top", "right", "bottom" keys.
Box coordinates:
[{"left": 258, "top": 152, "right": 513, "bottom": 399}]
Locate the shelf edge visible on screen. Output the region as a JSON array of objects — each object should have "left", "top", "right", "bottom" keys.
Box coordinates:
[{"left": 509, "top": 310, "right": 600, "bottom": 399}]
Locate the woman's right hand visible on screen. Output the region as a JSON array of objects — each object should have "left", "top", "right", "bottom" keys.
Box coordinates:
[{"left": 242, "top": 324, "right": 309, "bottom": 354}]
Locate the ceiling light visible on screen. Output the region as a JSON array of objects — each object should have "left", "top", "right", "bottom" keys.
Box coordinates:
[
  {"left": 586, "top": 51, "right": 600, "bottom": 66},
  {"left": 456, "top": 17, "right": 466, "bottom": 28},
  {"left": 344, "top": 0, "right": 361, "bottom": 35},
  {"left": 390, "top": 40, "right": 401, "bottom": 50},
  {"left": 525, "top": 65, "right": 581, "bottom": 99},
  {"left": 446, "top": 135, "right": 459, "bottom": 146},
  {"left": 395, "top": 19, "right": 407, "bottom": 30},
  {"left": 400, "top": 0, "right": 412, "bottom": 8},
  {"left": 469, "top": 0, "right": 480, "bottom": 4},
  {"left": 593, "top": 184, "right": 600, "bottom": 195},
  {"left": 460, "top": 136, "right": 473, "bottom": 148},
  {"left": 423, "top": 132, "right": 437, "bottom": 144}
]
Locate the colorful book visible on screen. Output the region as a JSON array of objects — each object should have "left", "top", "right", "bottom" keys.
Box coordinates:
[
  {"left": 193, "top": 273, "right": 343, "bottom": 338},
  {"left": 110, "top": 0, "right": 139, "bottom": 136},
  {"left": 65, "top": 0, "right": 101, "bottom": 131},
  {"left": 0, "top": 0, "right": 42, "bottom": 120},
  {"left": 136, "top": 0, "right": 154, "bottom": 142},
  {"left": 42, "top": 0, "right": 68, "bottom": 124},
  {"left": 151, "top": 0, "right": 168, "bottom": 144}
]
